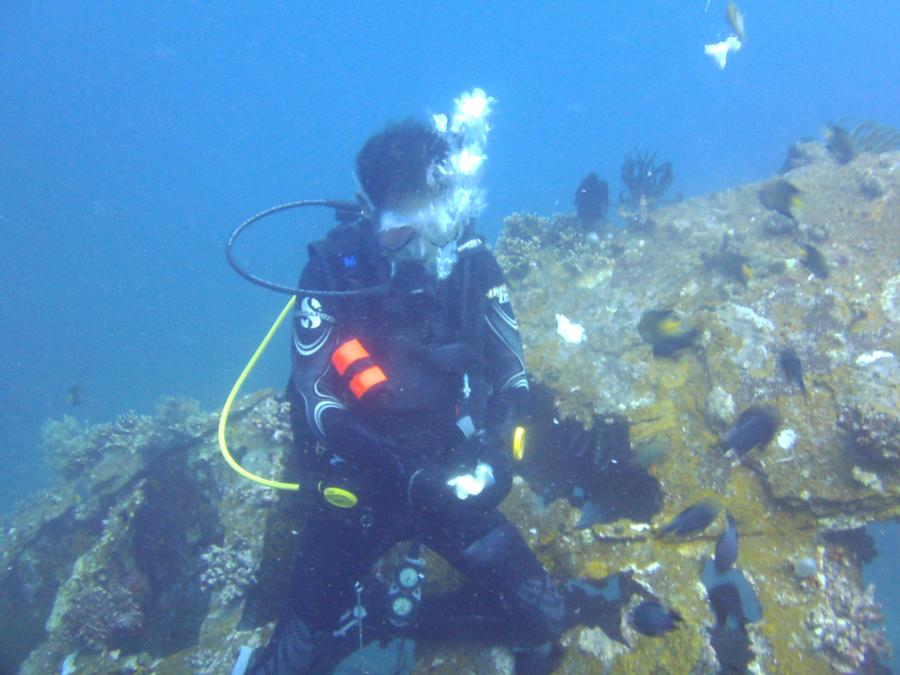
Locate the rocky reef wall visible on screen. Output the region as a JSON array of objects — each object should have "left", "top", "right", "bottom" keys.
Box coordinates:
[{"left": 494, "top": 146, "right": 898, "bottom": 673}]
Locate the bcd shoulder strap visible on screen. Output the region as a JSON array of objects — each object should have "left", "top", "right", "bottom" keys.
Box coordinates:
[{"left": 307, "top": 220, "right": 385, "bottom": 292}]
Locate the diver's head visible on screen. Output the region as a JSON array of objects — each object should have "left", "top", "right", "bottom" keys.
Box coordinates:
[
  {"left": 356, "top": 89, "right": 494, "bottom": 278},
  {"left": 356, "top": 119, "right": 455, "bottom": 267},
  {"left": 356, "top": 119, "right": 450, "bottom": 215}
]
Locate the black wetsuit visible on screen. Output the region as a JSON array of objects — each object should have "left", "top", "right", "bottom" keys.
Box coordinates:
[{"left": 249, "top": 220, "right": 564, "bottom": 674}]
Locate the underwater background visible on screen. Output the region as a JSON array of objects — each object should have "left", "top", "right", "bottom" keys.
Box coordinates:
[{"left": 1, "top": 1, "right": 898, "bottom": 670}]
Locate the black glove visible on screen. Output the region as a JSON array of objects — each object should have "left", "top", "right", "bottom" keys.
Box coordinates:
[
  {"left": 406, "top": 435, "right": 513, "bottom": 515},
  {"left": 405, "top": 461, "right": 457, "bottom": 514}
]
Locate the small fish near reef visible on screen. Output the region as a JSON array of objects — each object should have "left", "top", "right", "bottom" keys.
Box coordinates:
[
  {"left": 714, "top": 512, "right": 739, "bottom": 573},
  {"left": 659, "top": 500, "right": 720, "bottom": 538},
  {"left": 720, "top": 406, "right": 779, "bottom": 456},
  {"left": 778, "top": 347, "right": 807, "bottom": 398},
  {"left": 629, "top": 437, "right": 669, "bottom": 470},
  {"left": 794, "top": 239, "right": 829, "bottom": 279},
  {"left": 824, "top": 123, "right": 856, "bottom": 165},
  {"left": 637, "top": 309, "right": 700, "bottom": 357},
  {"left": 702, "top": 235, "right": 752, "bottom": 285},
  {"left": 66, "top": 385, "right": 86, "bottom": 406},
  {"left": 758, "top": 180, "right": 803, "bottom": 221},
  {"left": 629, "top": 600, "right": 683, "bottom": 637},
  {"left": 575, "top": 172, "right": 609, "bottom": 231},
  {"left": 708, "top": 581, "right": 747, "bottom": 628}
]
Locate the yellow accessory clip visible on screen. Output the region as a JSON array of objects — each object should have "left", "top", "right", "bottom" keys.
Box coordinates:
[
  {"left": 218, "top": 297, "right": 300, "bottom": 491},
  {"left": 512, "top": 425, "right": 526, "bottom": 462},
  {"left": 322, "top": 486, "right": 359, "bottom": 509}
]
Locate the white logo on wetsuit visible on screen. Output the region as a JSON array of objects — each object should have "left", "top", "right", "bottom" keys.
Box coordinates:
[
  {"left": 487, "top": 284, "right": 509, "bottom": 304},
  {"left": 299, "top": 297, "right": 324, "bottom": 329}
]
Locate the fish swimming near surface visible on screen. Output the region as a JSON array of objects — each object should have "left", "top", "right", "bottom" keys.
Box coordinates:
[
  {"left": 637, "top": 309, "right": 700, "bottom": 357},
  {"left": 720, "top": 406, "right": 779, "bottom": 455},
  {"left": 714, "top": 512, "right": 739, "bottom": 573},
  {"left": 794, "top": 239, "right": 829, "bottom": 279},
  {"left": 726, "top": 1, "right": 746, "bottom": 42},
  {"left": 575, "top": 172, "right": 609, "bottom": 231},
  {"left": 629, "top": 600, "right": 683, "bottom": 636},
  {"left": 659, "top": 500, "right": 720, "bottom": 538},
  {"left": 778, "top": 347, "right": 807, "bottom": 398},
  {"left": 66, "top": 385, "right": 86, "bottom": 406},
  {"left": 758, "top": 180, "right": 803, "bottom": 220}
]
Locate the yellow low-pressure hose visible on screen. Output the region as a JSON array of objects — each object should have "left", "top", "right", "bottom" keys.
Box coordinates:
[{"left": 218, "top": 296, "right": 300, "bottom": 490}]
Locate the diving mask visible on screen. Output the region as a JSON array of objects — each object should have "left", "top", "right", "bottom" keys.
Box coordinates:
[
  {"left": 378, "top": 202, "right": 462, "bottom": 251},
  {"left": 376, "top": 204, "right": 464, "bottom": 277}
]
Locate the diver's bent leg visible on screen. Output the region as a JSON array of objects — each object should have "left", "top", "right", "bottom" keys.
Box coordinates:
[
  {"left": 248, "top": 504, "right": 397, "bottom": 674},
  {"left": 419, "top": 512, "right": 565, "bottom": 648},
  {"left": 246, "top": 604, "right": 317, "bottom": 674}
]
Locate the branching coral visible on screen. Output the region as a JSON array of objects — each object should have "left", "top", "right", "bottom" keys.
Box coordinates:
[
  {"left": 59, "top": 584, "right": 143, "bottom": 651},
  {"left": 199, "top": 544, "right": 257, "bottom": 605},
  {"left": 619, "top": 150, "right": 673, "bottom": 208}
]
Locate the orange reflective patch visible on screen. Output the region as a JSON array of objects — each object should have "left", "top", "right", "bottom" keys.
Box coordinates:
[
  {"left": 331, "top": 339, "right": 369, "bottom": 376},
  {"left": 349, "top": 366, "right": 387, "bottom": 399}
]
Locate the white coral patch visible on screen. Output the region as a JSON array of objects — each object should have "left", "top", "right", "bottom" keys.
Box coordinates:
[
  {"left": 856, "top": 351, "right": 894, "bottom": 366},
  {"left": 777, "top": 428, "right": 797, "bottom": 450},
  {"left": 556, "top": 314, "right": 586, "bottom": 344}
]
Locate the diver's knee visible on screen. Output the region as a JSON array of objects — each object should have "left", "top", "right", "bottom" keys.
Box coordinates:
[
  {"left": 458, "top": 516, "right": 519, "bottom": 568},
  {"left": 514, "top": 576, "right": 566, "bottom": 644}
]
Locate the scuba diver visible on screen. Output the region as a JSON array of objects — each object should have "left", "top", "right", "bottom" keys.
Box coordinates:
[{"left": 240, "top": 90, "right": 581, "bottom": 675}]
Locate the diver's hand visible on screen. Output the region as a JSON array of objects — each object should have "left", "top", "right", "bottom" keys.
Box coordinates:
[
  {"left": 456, "top": 461, "right": 510, "bottom": 512},
  {"left": 458, "top": 434, "right": 513, "bottom": 511},
  {"left": 447, "top": 463, "right": 495, "bottom": 499},
  {"left": 407, "top": 461, "right": 504, "bottom": 515}
]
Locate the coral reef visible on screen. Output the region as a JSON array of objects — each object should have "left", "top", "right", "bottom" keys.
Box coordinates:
[
  {"left": 41, "top": 398, "right": 207, "bottom": 478},
  {"left": 807, "top": 544, "right": 892, "bottom": 672},
  {"left": 1, "top": 146, "right": 898, "bottom": 673},
  {"left": 494, "top": 144, "right": 899, "bottom": 672},
  {"left": 838, "top": 405, "right": 900, "bottom": 467}
]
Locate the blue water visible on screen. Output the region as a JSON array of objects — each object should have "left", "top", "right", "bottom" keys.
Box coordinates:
[
  {"left": 1, "top": 0, "right": 898, "bottom": 663},
  {"left": 866, "top": 522, "right": 900, "bottom": 671}
]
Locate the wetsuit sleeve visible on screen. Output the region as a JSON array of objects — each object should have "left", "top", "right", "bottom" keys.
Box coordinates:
[
  {"left": 481, "top": 251, "right": 529, "bottom": 443},
  {"left": 289, "top": 255, "right": 403, "bottom": 480},
  {"left": 471, "top": 250, "right": 529, "bottom": 502}
]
